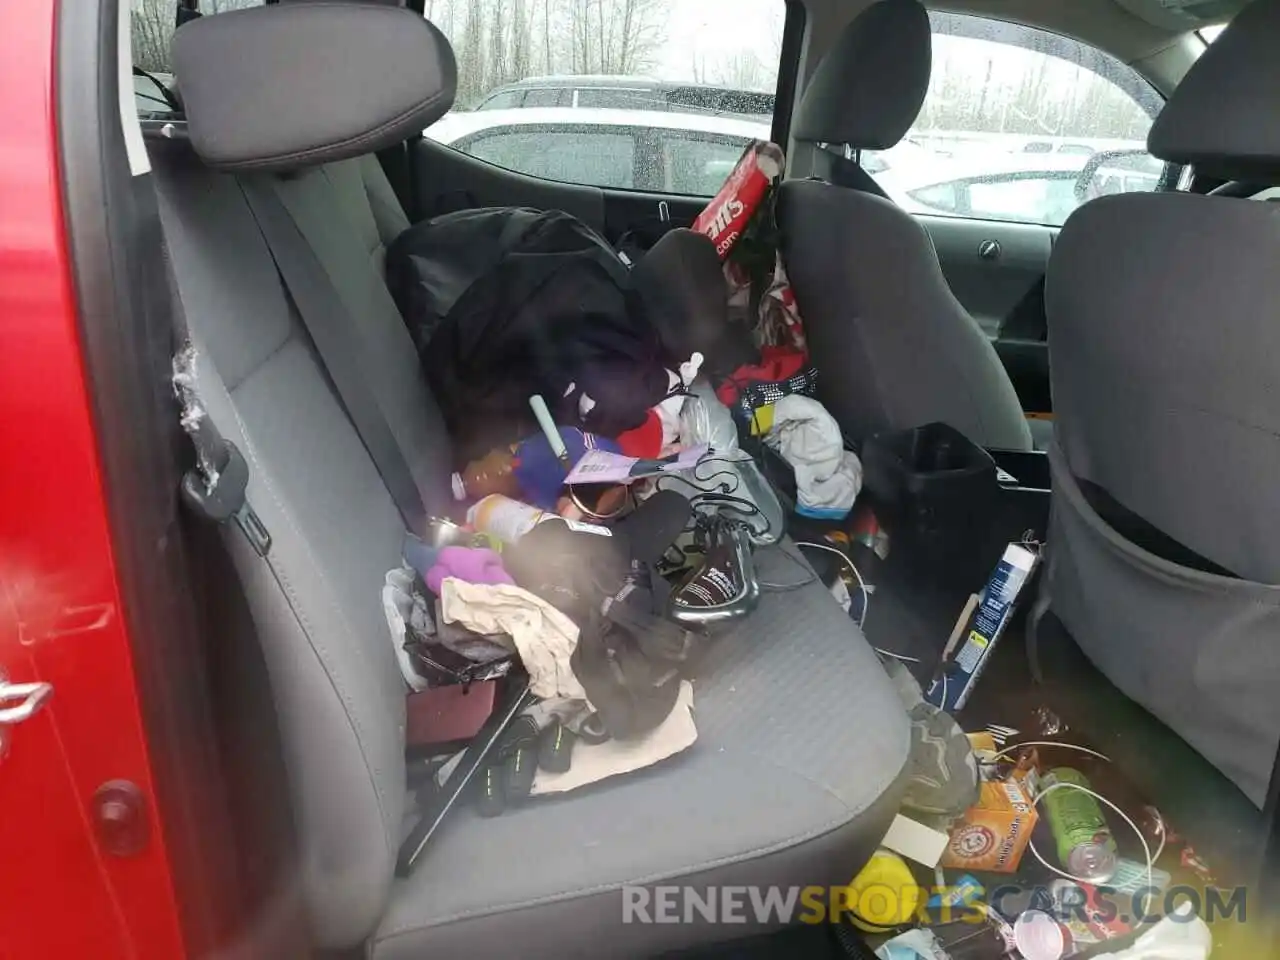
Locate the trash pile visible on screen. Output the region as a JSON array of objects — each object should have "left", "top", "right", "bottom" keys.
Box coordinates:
[
  {"left": 378, "top": 142, "right": 1229, "bottom": 952},
  {"left": 851, "top": 670, "right": 1219, "bottom": 960},
  {"left": 381, "top": 142, "right": 872, "bottom": 864}
]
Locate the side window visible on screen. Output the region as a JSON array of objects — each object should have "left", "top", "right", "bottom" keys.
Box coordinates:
[
  {"left": 577, "top": 89, "right": 666, "bottom": 111},
  {"left": 867, "top": 13, "right": 1163, "bottom": 227},
  {"left": 965, "top": 174, "right": 1079, "bottom": 226},
  {"left": 661, "top": 135, "right": 750, "bottom": 196},
  {"left": 907, "top": 182, "right": 960, "bottom": 214},
  {"left": 132, "top": 0, "right": 264, "bottom": 118},
  {"left": 423, "top": 0, "right": 786, "bottom": 192},
  {"left": 478, "top": 90, "right": 525, "bottom": 110},
  {"left": 463, "top": 129, "right": 636, "bottom": 189},
  {"left": 522, "top": 88, "right": 566, "bottom": 108}
]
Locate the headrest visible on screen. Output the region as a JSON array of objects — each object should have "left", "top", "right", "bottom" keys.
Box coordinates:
[
  {"left": 1148, "top": 0, "right": 1280, "bottom": 180},
  {"left": 792, "top": 0, "right": 931, "bottom": 149},
  {"left": 173, "top": 3, "right": 456, "bottom": 173}
]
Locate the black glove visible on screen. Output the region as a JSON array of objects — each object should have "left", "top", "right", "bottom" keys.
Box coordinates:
[{"left": 475, "top": 715, "right": 540, "bottom": 818}]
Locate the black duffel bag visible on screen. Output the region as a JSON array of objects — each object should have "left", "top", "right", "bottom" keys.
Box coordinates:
[{"left": 386, "top": 206, "right": 672, "bottom": 464}]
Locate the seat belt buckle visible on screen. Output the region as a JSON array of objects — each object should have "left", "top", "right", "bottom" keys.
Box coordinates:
[{"left": 182, "top": 440, "right": 272, "bottom": 557}]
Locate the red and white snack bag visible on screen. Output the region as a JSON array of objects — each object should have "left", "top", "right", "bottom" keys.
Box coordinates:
[
  {"left": 692, "top": 140, "right": 785, "bottom": 260},
  {"left": 759, "top": 255, "right": 806, "bottom": 353}
]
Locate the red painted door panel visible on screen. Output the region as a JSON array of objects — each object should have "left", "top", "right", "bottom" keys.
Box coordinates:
[{"left": 0, "top": 0, "right": 186, "bottom": 956}]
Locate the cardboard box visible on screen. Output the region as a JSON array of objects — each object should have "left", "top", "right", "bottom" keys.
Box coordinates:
[
  {"left": 941, "top": 780, "right": 1039, "bottom": 874},
  {"left": 967, "top": 732, "right": 999, "bottom": 764}
]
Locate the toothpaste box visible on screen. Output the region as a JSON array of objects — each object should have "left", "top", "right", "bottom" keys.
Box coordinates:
[
  {"left": 941, "top": 779, "right": 1039, "bottom": 874},
  {"left": 926, "top": 543, "right": 1039, "bottom": 711}
]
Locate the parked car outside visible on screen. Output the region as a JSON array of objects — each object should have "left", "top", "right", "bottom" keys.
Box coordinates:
[
  {"left": 877, "top": 152, "right": 1162, "bottom": 226},
  {"left": 426, "top": 107, "right": 773, "bottom": 195},
  {"left": 474, "top": 75, "right": 775, "bottom": 120}
]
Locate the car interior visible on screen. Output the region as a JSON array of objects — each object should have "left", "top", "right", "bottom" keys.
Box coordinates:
[{"left": 55, "top": 0, "right": 1280, "bottom": 955}]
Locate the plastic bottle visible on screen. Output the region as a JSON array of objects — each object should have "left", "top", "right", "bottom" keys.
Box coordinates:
[
  {"left": 452, "top": 448, "right": 519, "bottom": 501},
  {"left": 467, "top": 495, "right": 550, "bottom": 543}
]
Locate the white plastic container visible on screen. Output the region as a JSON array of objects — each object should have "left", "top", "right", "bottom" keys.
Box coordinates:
[{"left": 466, "top": 495, "right": 550, "bottom": 543}]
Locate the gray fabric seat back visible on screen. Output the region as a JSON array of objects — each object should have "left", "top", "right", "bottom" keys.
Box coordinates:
[
  {"left": 779, "top": 0, "right": 1032, "bottom": 451},
  {"left": 1042, "top": 0, "right": 1280, "bottom": 808},
  {"left": 161, "top": 4, "right": 457, "bottom": 945}
]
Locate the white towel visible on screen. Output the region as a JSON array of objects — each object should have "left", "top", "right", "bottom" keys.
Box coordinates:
[
  {"left": 532, "top": 681, "right": 697, "bottom": 795},
  {"left": 439, "top": 578, "right": 588, "bottom": 702}
]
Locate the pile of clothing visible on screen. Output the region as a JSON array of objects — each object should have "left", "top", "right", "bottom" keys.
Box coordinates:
[
  {"left": 381, "top": 141, "right": 865, "bottom": 816},
  {"left": 385, "top": 140, "right": 862, "bottom": 523}
]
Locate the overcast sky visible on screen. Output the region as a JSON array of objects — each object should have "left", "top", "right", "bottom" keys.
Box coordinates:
[{"left": 655, "top": 0, "right": 786, "bottom": 87}]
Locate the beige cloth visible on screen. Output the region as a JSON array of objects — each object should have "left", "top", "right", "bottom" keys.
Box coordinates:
[
  {"left": 439, "top": 578, "right": 587, "bottom": 701},
  {"left": 532, "top": 681, "right": 698, "bottom": 795}
]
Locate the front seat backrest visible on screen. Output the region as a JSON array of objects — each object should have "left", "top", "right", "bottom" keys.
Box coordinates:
[
  {"left": 1042, "top": 0, "right": 1280, "bottom": 808},
  {"left": 791, "top": 0, "right": 931, "bottom": 196},
  {"left": 167, "top": 4, "right": 456, "bottom": 945},
  {"left": 779, "top": 0, "right": 1033, "bottom": 451}
]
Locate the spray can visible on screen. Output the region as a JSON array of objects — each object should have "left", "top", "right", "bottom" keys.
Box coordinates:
[
  {"left": 467, "top": 495, "right": 550, "bottom": 543},
  {"left": 1041, "top": 768, "right": 1118, "bottom": 883},
  {"left": 452, "top": 448, "right": 519, "bottom": 501}
]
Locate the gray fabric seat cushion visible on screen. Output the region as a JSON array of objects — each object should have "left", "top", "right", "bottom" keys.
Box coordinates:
[
  {"left": 156, "top": 143, "right": 911, "bottom": 954},
  {"left": 1147, "top": 0, "right": 1280, "bottom": 182},
  {"left": 374, "top": 544, "right": 909, "bottom": 960},
  {"left": 792, "top": 0, "right": 932, "bottom": 150},
  {"left": 1044, "top": 188, "right": 1280, "bottom": 807},
  {"left": 173, "top": 3, "right": 456, "bottom": 172},
  {"left": 780, "top": 0, "right": 1032, "bottom": 452},
  {"left": 154, "top": 147, "right": 413, "bottom": 945},
  {"left": 780, "top": 179, "right": 1033, "bottom": 451},
  {"left": 161, "top": 5, "right": 912, "bottom": 953}
]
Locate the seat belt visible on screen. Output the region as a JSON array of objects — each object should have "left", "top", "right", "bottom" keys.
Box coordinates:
[{"left": 238, "top": 177, "right": 428, "bottom": 535}]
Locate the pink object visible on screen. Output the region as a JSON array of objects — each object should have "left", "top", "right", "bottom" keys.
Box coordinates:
[
  {"left": 1013, "top": 909, "right": 1068, "bottom": 960},
  {"left": 426, "top": 546, "right": 515, "bottom": 595}
]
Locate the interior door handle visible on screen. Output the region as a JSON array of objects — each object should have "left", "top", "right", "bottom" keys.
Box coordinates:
[
  {"left": 978, "top": 239, "right": 1002, "bottom": 261},
  {"left": 0, "top": 680, "right": 53, "bottom": 725}
]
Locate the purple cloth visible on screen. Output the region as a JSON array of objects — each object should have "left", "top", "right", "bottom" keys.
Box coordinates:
[{"left": 426, "top": 546, "right": 515, "bottom": 596}]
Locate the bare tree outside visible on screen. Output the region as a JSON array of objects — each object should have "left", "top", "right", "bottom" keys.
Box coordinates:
[
  {"left": 432, "top": 0, "right": 670, "bottom": 106},
  {"left": 131, "top": 0, "right": 261, "bottom": 73},
  {"left": 129, "top": 0, "right": 1145, "bottom": 144}
]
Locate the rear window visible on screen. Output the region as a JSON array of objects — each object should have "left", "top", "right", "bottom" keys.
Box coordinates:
[
  {"left": 478, "top": 89, "right": 525, "bottom": 109},
  {"left": 577, "top": 89, "right": 666, "bottom": 111},
  {"left": 132, "top": 0, "right": 265, "bottom": 118},
  {"left": 425, "top": 0, "right": 786, "bottom": 193},
  {"left": 465, "top": 129, "right": 636, "bottom": 189}
]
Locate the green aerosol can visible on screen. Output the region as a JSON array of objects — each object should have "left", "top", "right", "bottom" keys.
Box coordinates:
[{"left": 1041, "top": 767, "right": 1118, "bottom": 883}]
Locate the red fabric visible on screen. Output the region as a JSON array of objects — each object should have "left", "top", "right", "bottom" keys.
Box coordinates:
[
  {"left": 615, "top": 409, "right": 664, "bottom": 458},
  {"left": 715, "top": 345, "right": 808, "bottom": 406}
]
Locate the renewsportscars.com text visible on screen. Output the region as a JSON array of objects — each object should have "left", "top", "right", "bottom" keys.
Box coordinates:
[{"left": 621, "top": 883, "right": 1247, "bottom": 925}]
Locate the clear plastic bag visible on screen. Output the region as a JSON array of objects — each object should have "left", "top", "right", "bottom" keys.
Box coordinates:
[{"left": 678, "top": 378, "right": 739, "bottom": 453}]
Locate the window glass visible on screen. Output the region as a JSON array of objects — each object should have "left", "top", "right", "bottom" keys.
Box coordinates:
[
  {"left": 522, "top": 88, "right": 565, "bottom": 108},
  {"left": 578, "top": 89, "right": 666, "bottom": 111},
  {"left": 907, "top": 182, "right": 960, "bottom": 214},
  {"left": 478, "top": 90, "right": 525, "bottom": 109},
  {"left": 662, "top": 135, "right": 749, "bottom": 195},
  {"left": 866, "top": 13, "right": 1163, "bottom": 226},
  {"left": 966, "top": 175, "right": 1078, "bottom": 226},
  {"left": 423, "top": 0, "right": 784, "bottom": 190},
  {"left": 465, "top": 129, "right": 636, "bottom": 188},
  {"left": 132, "top": 0, "right": 263, "bottom": 117}
]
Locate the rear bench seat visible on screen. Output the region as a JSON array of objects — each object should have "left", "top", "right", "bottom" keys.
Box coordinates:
[{"left": 157, "top": 4, "right": 910, "bottom": 957}]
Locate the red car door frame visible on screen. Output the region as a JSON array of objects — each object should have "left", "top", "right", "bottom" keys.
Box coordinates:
[{"left": 0, "top": 0, "right": 198, "bottom": 956}]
